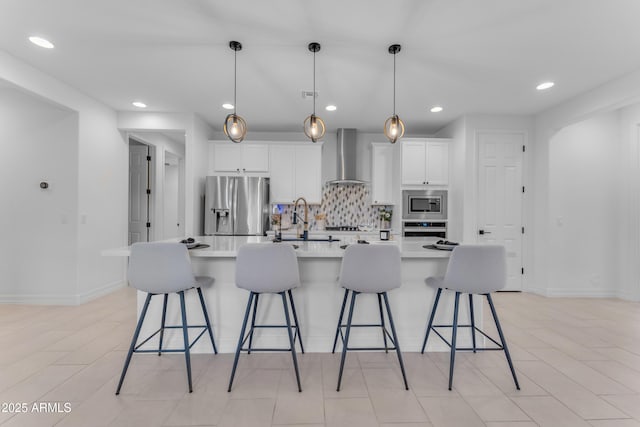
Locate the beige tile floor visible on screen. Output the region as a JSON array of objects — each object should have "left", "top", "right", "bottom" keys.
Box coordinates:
[{"left": 1, "top": 288, "right": 640, "bottom": 426}]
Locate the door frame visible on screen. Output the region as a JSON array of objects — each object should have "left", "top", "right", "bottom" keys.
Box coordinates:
[
  {"left": 162, "top": 150, "right": 185, "bottom": 238},
  {"left": 474, "top": 129, "right": 528, "bottom": 291}
]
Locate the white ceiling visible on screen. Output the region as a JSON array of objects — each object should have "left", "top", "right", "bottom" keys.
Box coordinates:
[{"left": 2, "top": 0, "right": 640, "bottom": 134}]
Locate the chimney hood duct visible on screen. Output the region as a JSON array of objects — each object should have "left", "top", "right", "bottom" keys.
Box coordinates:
[{"left": 327, "top": 128, "right": 367, "bottom": 185}]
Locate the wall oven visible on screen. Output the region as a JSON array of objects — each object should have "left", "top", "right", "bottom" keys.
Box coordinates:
[
  {"left": 402, "top": 190, "right": 447, "bottom": 220},
  {"left": 402, "top": 190, "right": 448, "bottom": 239}
]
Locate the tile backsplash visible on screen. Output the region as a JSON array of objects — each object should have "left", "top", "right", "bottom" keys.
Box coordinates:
[{"left": 273, "top": 183, "right": 392, "bottom": 230}]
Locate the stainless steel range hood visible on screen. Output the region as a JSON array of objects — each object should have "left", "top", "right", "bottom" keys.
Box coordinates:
[{"left": 327, "top": 128, "right": 367, "bottom": 185}]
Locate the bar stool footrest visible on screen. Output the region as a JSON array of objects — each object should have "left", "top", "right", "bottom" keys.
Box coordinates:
[
  {"left": 134, "top": 325, "right": 209, "bottom": 352},
  {"left": 430, "top": 325, "right": 504, "bottom": 350}
]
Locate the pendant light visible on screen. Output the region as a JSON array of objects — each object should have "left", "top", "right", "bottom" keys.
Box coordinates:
[
  {"left": 384, "top": 44, "right": 404, "bottom": 144},
  {"left": 223, "top": 41, "right": 247, "bottom": 143},
  {"left": 303, "top": 42, "right": 325, "bottom": 142}
]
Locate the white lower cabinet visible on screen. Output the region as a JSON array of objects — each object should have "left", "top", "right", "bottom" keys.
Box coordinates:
[{"left": 269, "top": 144, "right": 322, "bottom": 204}]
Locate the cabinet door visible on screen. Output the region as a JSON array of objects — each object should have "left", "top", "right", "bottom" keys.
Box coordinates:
[
  {"left": 371, "top": 144, "right": 394, "bottom": 204},
  {"left": 269, "top": 146, "right": 295, "bottom": 203},
  {"left": 294, "top": 145, "right": 322, "bottom": 204},
  {"left": 425, "top": 141, "right": 449, "bottom": 185},
  {"left": 213, "top": 144, "right": 242, "bottom": 172},
  {"left": 401, "top": 141, "right": 427, "bottom": 185},
  {"left": 242, "top": 144, "right": 269, "bottom": 172}
]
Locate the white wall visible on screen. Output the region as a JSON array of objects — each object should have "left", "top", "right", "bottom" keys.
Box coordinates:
[
  {"left": 0, "top": 50, "right": 128, "bottom": 304},
  {"left": 617, "top": 104, "right": 640, "bottom": 300},
  {"left": 547, "top": 113, "right": 620, "bottom": 296},
  {"left": 0, "top": 87, "right": 79, "bottom": 302},
  {"left": 533, "top": 67, "right": 640, "bottom": 299},
  {"left": 435, "top": 117, "right": 466, "bottom": 242}
]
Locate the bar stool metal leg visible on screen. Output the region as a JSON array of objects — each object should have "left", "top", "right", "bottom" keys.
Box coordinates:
[
  {"left": 486, "top": 294, "right": 520, "bottom": 390},
  {"left": 158, "top": 293, "right": 168, "bottom": 356},
  {"left": 287, "top": 289, "right": 305, "bottom": 354},
  {"left": 337, "top": 291, "right": 358, "bottom": 391},
  {"left": 332, "top": 289, "right": 349, "bottom": 353},
  {"left": 179, "top": 291, "right": 193, "bottom": 393},
  {"left": 469, "top": 294, "right": 477, "bottom": 353},
  {"left": 281, "top": 292, "right": 302, "bottom": 392},
  {"left": 228, "top": 292, "right": 255, "bottom": 392},
  {"left": 377, "top": 293, "right": 389, "bottom": 353},
  {"left": 196, "top": 287, "right": 218, "bottom": 354},
  {"left": 116, "top": 293, "right": 153, "bottom": 395},
  {"left": 382, "top": 292, "right": 409, "bottom": 390},
  {"left": 247, "top": 293, "right": 259, "bottom": 354},
  {"left": 448, "top": 292, "right": 461, "bottom": 390},
  {"left": 421, "top": 287, "right": 442, "bottom": 354}
]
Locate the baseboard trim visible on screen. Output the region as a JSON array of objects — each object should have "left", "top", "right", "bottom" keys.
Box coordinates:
[
  {"left": 544, "top": 288, "right": 618, "bottom": 298},
  {"left": 75, "top": 280, "right": 127, "bottom": 304},
  {"left": 0, "top": 280, "right": 126, "bottom": 306}
]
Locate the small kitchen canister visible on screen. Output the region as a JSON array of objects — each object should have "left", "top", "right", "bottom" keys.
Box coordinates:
[{"left": 379, "top": 229, "right": 390, "bottom": 241}]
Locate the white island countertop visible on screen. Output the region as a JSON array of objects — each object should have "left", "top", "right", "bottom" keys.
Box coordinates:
[{"left": 102, "top": 235, "right": 451, "bottom": 259}]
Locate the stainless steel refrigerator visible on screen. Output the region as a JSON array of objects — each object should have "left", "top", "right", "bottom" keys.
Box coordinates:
[{"left": 204, "top": 176, "right": 270, "bottom": 236}]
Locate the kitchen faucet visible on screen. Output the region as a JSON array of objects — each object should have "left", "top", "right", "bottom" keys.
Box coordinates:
[{"left": 292, "top": 197, "right": 309, "bottom": 241}]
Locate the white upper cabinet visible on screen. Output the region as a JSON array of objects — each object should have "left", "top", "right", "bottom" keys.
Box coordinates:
[
  {"left": 294, "top": 145, "right": 322, "bottom": 204},
  {"left": 371, "top": 143, "right": 394, "bottom": 205},
  {"left": 211, "top": 143, "right": 269, "bottom": 174},
  {"left": 269, "top": 144, "right": 322, "bottom": 204},
  {"left": 269, "top": 145, "right": 295, "bottom": 203},
  {"left": 401, "top": 138, "right": 449, "bottom": 185}
]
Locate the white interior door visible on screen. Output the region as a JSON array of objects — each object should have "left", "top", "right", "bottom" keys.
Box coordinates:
[
  {"left": 129, "top": 141, "right": 150, "bottom": 244},
  {"left": 477, "top": 131, "right": 524, "bottom": 291}
]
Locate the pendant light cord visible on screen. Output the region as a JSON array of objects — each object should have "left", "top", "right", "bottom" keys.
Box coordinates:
[
  {"left": 234, "top": 48, "right": 237, "bottom": 115},
  {"left": 393, "top": 52, "right": 396, "bottom": 116},
  {"left": 313, "top": 50, "right": 316, "bottom": 116}
]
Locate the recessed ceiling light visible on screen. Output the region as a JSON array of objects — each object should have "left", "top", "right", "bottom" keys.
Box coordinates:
[
  {"left": 222, "top": 103, "right": 234, "bottom": 110},
  {"left": 430, "top": 106, "right": 443, "bottom": 113},
  {"left": 132, "top": 101, "right": 147, "bottom": 108},
  {"left": 28, "top": 36, "right": 54, "bottom": 49},
  {"left": 325, "top": 105, "right": 337, "bottom": 111},
  {"left": 536, "top": 81, "right": 555, "bottom": 91}
]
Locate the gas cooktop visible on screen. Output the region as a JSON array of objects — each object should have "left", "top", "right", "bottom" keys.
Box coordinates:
[{"left": 325, "top": 226, "right": 359, "bottom": 231}]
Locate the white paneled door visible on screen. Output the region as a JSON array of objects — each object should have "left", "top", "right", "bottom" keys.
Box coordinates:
[
  {"left": 477, "top": 131, "right": 524, "bottom": 291},
  {"left": 129, "top": 142, "right": 150, "bottom": 245}
]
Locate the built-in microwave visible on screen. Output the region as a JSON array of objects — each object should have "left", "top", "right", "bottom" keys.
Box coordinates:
[{"left": 402, "top": 190, "right": 447, "bottom": 220}]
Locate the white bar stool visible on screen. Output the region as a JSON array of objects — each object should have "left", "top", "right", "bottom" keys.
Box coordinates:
[
  {"left": 420, "top": 245, "right": 520, "bottom": 390},
  {"left": 228, "top": 243, "right": 304, "bottom": 392},
  {"left": 116, "top": 242, "right": 217, "bottom": 395},
  {"left": 334, "top": 244, "right": 409, "bottom": 391}
]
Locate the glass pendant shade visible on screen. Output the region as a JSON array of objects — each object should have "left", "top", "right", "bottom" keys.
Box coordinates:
[
  {"left": 304, "top": 42, "right": 325, "bottom": 142},
  {"left": 224, "top": 40, "right": 247, "bottom": 143},
  {"left": 304, "top": 114, "right": 325, "bottom": 142},
  {"left": 384, "top": 114, "right": 405, "bottom": 144},
  {"left": 224, "top": 113, "right": 247, "bottom": 143}
]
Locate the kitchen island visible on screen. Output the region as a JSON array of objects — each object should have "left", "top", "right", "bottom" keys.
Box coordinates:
[{"left": 104, "top": 235, "right": 476, "bottom": 353}]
